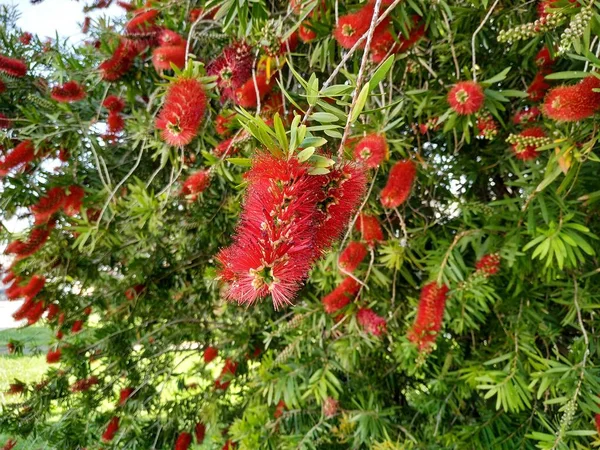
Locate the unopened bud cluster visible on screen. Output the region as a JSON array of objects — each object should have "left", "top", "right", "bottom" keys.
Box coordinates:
[
  {"left": 498, "top": 13, "right": 565, "bottom": 43},
  {"left": 27, "top": 93, "right": 54, "bottom": 110},
  {"left": 274, "top": 341, "right": 297, "bottom": 365},
  {"left": 506, "top": 132, "right": 551, "bottom": 151},
  {"left": 559, "top": 7, "right": 594, "bottom": 54}
]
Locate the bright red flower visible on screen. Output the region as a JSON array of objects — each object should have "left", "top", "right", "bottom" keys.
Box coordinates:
[
  {"left": 333, "top": 6, "right": 376, "bottom": 49},
  {"left": 280, "top": 31, "right": 299, "bottom": 53},
  {"left": 0, "top": 140, "right": 36, "bottom": 177},
  {"left": 63, "top": 186, "right": 85, "bottom": 216},
  {"left": 207, "top": 42, "right": 253, "bottom": 102},
  {"left": 20, "top": 275, "right": 45, "bottom": 299},
  {"left": 339, "top": 241, "right": 368, "bottom": 273},
  {"left": 31, "top": 187, "right": 66, "bottom": 224},
  {"left": 51, "top": 81, "right": 86, "bottom": 103},
  {"left": 0, "top": 113, "right": 10, "bottom": 129},
  {"left": 299, "top": 22, "right": 317, "bottom": 43},
  {"left": 370, "top": 28, "right": 395, "bottom": 63},
  {"left": 117, "top": 0, "right": 135, "bottom": 11},
  {"left": 152, "top": 45, "right": 186, "bottom": 71},
  {"left": 322, "top": 277, "right": 360, "bottom": 313},
  {"left": 195, "top": 423, "right": 206, "bottom": 444},
  {"left": 357, "top": 308, "right": 387, "bottom": 336},
  {"left": 181, "top": 170, "right": 210, "bottom": 201},
  {"left": 99, "top": 39, "right": 138, "bottom": 81},
  {"left": 215, "top": 358, "right": 238, "bottom": 390},
  {"left": 204, "top": 346, "right": 219, "bottom": 363},
  {"left": 476, "top": 253, "right": 501, "bottom": 276},
  {"left": 71, "top": 320, "right": 83, "bottom": 333},
  {"left": 119, "top": 387, "right": 135, "bottom": 405},
  {"left": 159, "top": 29, "right": 185, "bottom": 47},
  {"left": 19, "top": 32, "right": 33, "bottom": 45},
  {"left": 513, "top": 107, "right": 541, "bottom": 125},
  {"left": 407, "top": 282, "right": 449, "bottom": 351},
  {"left": 5, "top": 278, "right": 23, "bottom": 300},
  {"left": 46, "top": 348, "right": 62, "bottom": 364},
  {"left": 46, "top": 304, "right": 59, "bottom": 320},
  {"left": 380, "top": 160, "right": 415, "bottom": 209},
  {"left": 215, "top": 112, "right": 236, "bottom": 136},
  {"left": 447, "top": 81, "right": 485, "bottom": 115},
  {"left": 535, "top": 46, "right": 555, "bottom": 68},
  {"left": 353, "top": 134, "right": 388, "bottom": 168},
  {"left": 274, "top": 400, "right": 286, "bottom": 418},
  {"left": 7, "top": 225, "right": 52, "bottom": 260},
  {"left": 512, "top": 127, "right": 546, "bottom": 161},
  {"left": 103, "top": 95, "right": 125, "bottom": 113},
  {"left": 156, "top": 78, "right": 207, "bottom": 146},
  {"left": 102, "top": 416, "right": 120, "bottom": 442},
  {"left": 71, "top": 376, "right": 99, "bottom": 392},
  {"left": 24, "top": 300, "right": 46, "bottom": 325},
  {"left": 543, "top": 75, "right": 600, "bottom": 121},
  {"left": 0, "top": 54, "right": 27, "bottom": 78},
  {"left": 527, "top": 72, "right": 551, "bottom": 102},
  {"left": 214, "top": 135, "right": 247, "bottom": 157},
  {"left": 125, "top": 9, "right": 160, "bottom": 36},
  {"left": 107, "top": 112, "right": 125, "bottom": 133},
  {"left": 234, "top": 72, "right": 275, "bottom": 108},
  {"left": 355, "top": 213, "right": 384, "bottom": 245},
  {"left": 174, "top": 432, "right": 192, "bottom": 450}
]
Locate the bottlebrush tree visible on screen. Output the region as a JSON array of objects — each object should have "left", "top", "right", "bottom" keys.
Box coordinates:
[{"left": 2, "top": 0, "right": 600, "bottom": 449}]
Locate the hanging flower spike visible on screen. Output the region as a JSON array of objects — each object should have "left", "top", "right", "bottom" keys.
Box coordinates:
[
  {"left": 46, "top": 304, "right": 59, "bottom": 321},
  {"left": 152, "top": 45, "right": 187, "bottom": 72},
  {"left": 447, "top": 81, "right": 485, "bottom": 115},
  {"left": 51, "top": 81, "right": 86, "bottom": 103},
  {"left": 102, "top": 416, "right": 120, "bottom": 442},
  {"left": 46, "top": 348, "right": 62, "bottom": 364},
  {"left": 0, "top": 140, "right": 36, "bottom": 177},
  {"left": 9, "top": 225, "right": 52, "bottom": 260},
  {"left": 339, "top": 241, "right": 368, "bottom": 273},
  {"left": 353, "top": 134, "right": 388, "bottom": 169},
  {"left": 234, "top": 72, "right": 275, "bottom": 108},
  {"left": 181, "top": 170, "right": 210, "bottom": 201},
  {"left": 475, "top": 253, "right": 501, "bottom": 276},
  {"left": 159, "top": 29, "right": 185, "bottom": 47},
  {"left": 355, "top": 213, "right": 384, "bottom": 245},
  {"left": 207, "top": 42, "right": 253, "bottom": 102},
  {"left": 117, "top": 0, "right": 135, "bottom": 11},
  {"left": 322, "top": 277, "right": 360, "bottom": 313},
  {"left": 71, "top": 320, "right": 83, "bottom": 333},
  {"left": 203, "top": 346, "right": 219, "bottom": 363},
  {"left": 407, "top": 282, "right": 449, "bottom": 351},
  {"left": 99, "top": 38, "right": 139, "bottom": 81},
  {"left": 543, "top": 75, "right": 600, "bottom": 121},
  {"left": 527, "top": 72, "right": 551, "bottom": 102},
  {"left": 0, "top": 54, "right": 27, "bottom": 78},
  {"left": 513, "top": 106, "right": 541, "bottom": 125},
  {"left": 103, "top": 95, "right": 125, "bottom": 113},
  {"left": 20, "top": 275, "right": 45, "bottom": 299},
  {"left": 31, "top": 187, "right": 66, "bottom": 224},
  {"left": 174, "top": 432, "right": 192, "bottom": 450},
  {"left": 63, "top": 186, "right": 85, "bottom": 216},
  {"left": 107, "top": 111, "right": 125, "bottom": 133},
  {"left": 119, "top": 387, "right": 135, "bottom": 405},
  {"left": 274, "top": 400, "right": 286, "bottom": 418},
  {"left": 357, "top": 308, "right": 387, "bottom": 336},
  {"left": 125, "top": 8, "right": 159, "bottom": 36},
  {"left": 156, "top": 78, "right": 207, "bottom": 146},
  {"left": 511, "top": 127, "right": 546, "bottom": 161},
  {"left": 195, "top": 423, "right": 206, "bottom": 443},
  {"left": 215, "top": 358, "right": 238, "bottom": 390},
  {"left": 380, "top": 160, "right": 416, "bottom": 209}
]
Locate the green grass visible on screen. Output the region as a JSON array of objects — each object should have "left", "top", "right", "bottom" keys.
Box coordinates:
[{"left": 0, "top": 326, "right": 53, "bottom": 350}]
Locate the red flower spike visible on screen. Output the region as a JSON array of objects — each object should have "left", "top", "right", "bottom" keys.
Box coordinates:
[
  {"left": 215, "top": 358, "right": 238, "bottom": 390},
  {"left": 207, "top": 42, "right": 253, "bottom": 102},
  {"left": 19, "top": 32, "right": 33, "bottom": 45},
  {"left": 46, "top": 304, "right": 59, "bottom": 320},
  {"left": 71, "top": 320, "right": 83, "bottom": 333},
  {"left": 215, "top": 112, "right": 236, "bottom": 136},
  {"left": 447, "top": 81, "right": 485, "bottom": 115},
  {"left": 353, "top": 134, "right": 388, "bottom": 168},
  {"left": 274, "top": 400, "right": 286, "bottom": 418},
  {"left": 125, "top": 9, "right": 159, "bottom": 36},
  {"left": 512, "top": 127, "right": 546, "bottom": 161},
  {"left": 107, "top": 112, "right": 124, "bottom": 133},
  {"left": 535, "top": 46, "right": 555, "bottom": 68},
  {"left": 299, "top": 22, "right": 317, "bottom": 43},
  {"left": 222, "top": 440, "right": 236, "bottom": 450},
  {"left": 0, "top": 113, "right": 10, "bottom": 129},
  {"left": 31, "top": 187, "right": 66, "bottom": 224},
  {"left": 234, "top": 72, "right": 275, "bottom": 108},
  {"left": 99, "top": 39, "right": 138, "bottom": 81},
  {"left": 70, "top": 376, "right": 99, "bottom": 392},
  {"left": 280, "top": 31, "right": 299, "bottom": 53},
  {"left": 1, "top": 440, "right": 16, "bottom": 450},
  {"left": 117, "top": 0, "right": 135, "bottom": 11},
  {"left": 9, "top": 225, "right": 52, "bottom": 260},
  {"left": 380, "top": 160, "right": 416, "bottom": 209},
  {"left": 46, "top": 348, "right": 62, "bottom": 364},
  {"left": 156, "top": 78, "right": 207, "bottom": 146},
  {"left": 56, "top": 330, "right": 63, "bottom": 340},
  {"left": 339, "top": 242, "right": 368, "bottom": 273},
  {"left": 407, "top": 282, "right": 449, "bottom": 351},
  {"left": 195, "top": 423, "right": 206, "bottom": 444},
  {"left": 333, "top": 6, "right": 374, "bottom": 49},
  {"left": 0, "top": 140, "right": 36, "bottom": 177},
  {"left": 159, "top": 29, "right": 185, "bottom": 47},
  {"left": 174, "top": 432, "right": 192, "bottom": 450},
  {"left": 476, "top": 253, "right": 501, "bottom": 276},
  {"left": 119, "top": 387, "right": 135, "bottom": 405},
  {"left": 513, "top": 107, "right": 541, "bottom": 125},
  {"left": 543, "top": 75, "right": 600, "bottom": 121},
  {"left": 103, "top": 95, "right": 125, "bottom": 113},
  {"left": 322, "top": 277, "right": 360, "bottom": 313},
  {"left": 152, "top": 45, "right": 186, "bottom": 72},
  {"left": 82, "top": 17, "right": 91, "bottom": 34},
  {"left": 7, "top": 382, "right": 24, "bottom": 395},
  {"left": 181, "top": 170, "right": 210, "bottom": 201},
  {"left": 357, "top": 308, "right": 387, "bottom": 336},
  {"left": 204, "top": 346, "right": 219, "bottom": 363},
  {"left": 0, "top": 54, "right": 27, "bottom": 78},
  {"left": 51, "top": 81, "right": 86, "bottom": 103},
  {"left": 20, "top": 275, "right": 45, "bottom": 299},
  {"left": 527, "top": 72, "right": 551, "bottom": 102},
  {"left": 58, "top": 148, "right": 70, "bottom": 162},
  {"left": 355, "top": 213, "right": 384, "bottom": 245},
  {"left": 63, "top": 186, "right": 85, "bottom": 216},
  {"left": 102, "top": 416, "right": 120, "bottom": 442}
]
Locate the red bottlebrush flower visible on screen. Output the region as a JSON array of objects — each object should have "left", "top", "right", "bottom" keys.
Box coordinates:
[
  {"left": 103, "top": 95, "right": 125, "bottom": 113},
  {"left": 117, "top": 0, "right": 135, "bottom": 11},
  {"left": 152, "top": 45, "right": 186, "bottom": 72},
  {"left": 527, "top": 72, "right": 551, "bottom": 102},
  {"left": 31, "top": 187, "right": 66, "bottom": 224},
  {"left": 339, "top": 242, "right": 368, "bottom": 273},
  {"left": 19, "top": 32, "right": 33, "bottom": 45},
  {"left": 46, "top": 303, "right": 59, "bottom": 320},
  {"left": 71, "top": 320, "right": 83, "bottom": 333},
  {"left": 46, "top": 348, "right": 62, "bottom": 364},
  {"left": 1, "top": 440, "right": 16, "bottom": 450},
  {"left": 0, "top": 113, "right": 10, "bottom": 129},
  {"left": 535, "top": 46, "right": 555, "bottom": 68},
  {"left": 119, "top": 387, "right": 135, "bottom": 405},
  {"left": 476, "top": 253, "right": 501, "bottom": 276},
  {"left": 51, "top": 81, "right": 86, "bottom": 103},
  {"left": 214, "top": 135, "right": 246, "bottom": 157},
  {"left": 107, "top": 111, "right": 125, "bottom": 133},
  {"left": 125, "top": 9, "right": 159, "bottom": 36},
  {"left": 58, "top": 148, "right": 70, "bottom": 162},
  {"left": 207, "top": 42, "right": 253, "bottom": 102},
  {"left": 56, "top": 330, "right": 63, "bottom": 340},
  {"left": 125, "top": 284, "right": 145, "bottom": 300},
  {"left": 357, "top": 308, "right": 387, "bottom": 336},
  {"left": 58, "top": 312, "right": 65, "bottom": 325},
  {"left": 82, "top": 17, "right": 91, "bottom": 34},
  {"left": 323, "top": 397, "right": 339, "bottom": 418},
  {"left": 407, "top": 282, "right": 449, "bottom": 351},
  {"left": 2, "top": 271, "right": 16, "bottom": 284},
  {"left": 215, "top": 112, "right": 236, "bottom": 136},
  {"left": 215, "top": 358, "right": 238, "bottom": 390},
  {"left": 70, "top": 376, "right": 99, "bottom": 392},
  {"left": 64, "top": 186, "right": 85, "bottom": 216},
  {"left": 353, "top": 134, "right": 388, "bottom": 168},
  {"left": 274, "top": 400, "right": 286, "bottom": 419},
  {"left": 195, "top": 423, "right": 206, "bottom": 444},
  {"left": 159, "top": 29, "right": 185, "bottom": 47},
  {"left": 476, "top": 115, "right": 498, "bottom": 139},
  {"left": 181, "top": 170, "right": 210, "bottom": 201},
  {"left": 0, "top": 140, "right": 36, "bottom": 177},
  {"left": 102, "top": 416, "right": 120, "bottom": 442},
  {"left": 512, "top": 127, "right": 546, "bottom": 161},
  {"left": 543, "top": 75, "right": 600, "bottom": 121},
  {"left": 7, "top": 382, "right": 25, "bottom": 395},
  {"left": 203, "top": 346, "right": 219, "bottom": 363},
  {"left": 8, "top": 225, "right": 52, "bottom": 260},
  {"left": 156, "top": 78, "right": 207, "bottom": 146},
  {"left": 513, "top": 107, "right": 541, "bottom": 125},
  {"left": 0, "top": 54, "right": 27, "bottom": 78},
  {"left": 299, "top": 22, "right": 317, "bottom": 43},
  {"left": 280, "top": 31, "right": 299, "bottom": 53},
  {"left": 222, "top": 440, "right": 236, "bottom": 450},
  {"left": 20, "top": 275, "right": 45, "bottom": 299},
  {"left": 5, "top": 279, "right": 23, "bottom": 300},
  {"left": 322, "top": 277, "right": 360, "bottom": 313},
  {"left": 234, "top": 72, "right": 275, "bottom": 108},
  {"left": 333, "top": 6, "right": 375, "bottom": 49},
  {"left": 174, "top": 432, "right": 192, "bottom": 450},
  {"left": 370, "top": 28, "right": 395, "bottom": 63},
  {"left": 596, "top": 413, "right": 600, "bottom": 435},
  {"left": 355, "top": 213, "right": 384, "bottom": 245},
  {"left": 84, "top": 306, "right": 92, "bottom": 315},
  {"left": 447, "top": 81, "right": 485, "bottom": 115},
  {"left": 99, "top": 39, "right": 138, "bottom": 81}
]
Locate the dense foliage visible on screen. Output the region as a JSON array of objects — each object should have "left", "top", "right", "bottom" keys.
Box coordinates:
[{"left": 2, "top": 0, "right": 600, "bottom": 449}]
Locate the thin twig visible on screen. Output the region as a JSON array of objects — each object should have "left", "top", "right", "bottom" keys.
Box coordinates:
[{"left": 472, "top": 0, "right": 501, "bottom": 81}]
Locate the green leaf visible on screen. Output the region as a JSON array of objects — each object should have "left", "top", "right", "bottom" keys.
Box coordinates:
[
  {"left": 481, "top": 67, "right": 511, "bottom": 85},
  {"left": 307, "top": 73, "right": 319, "bottom": 106},
  {"left": 273, "top": 113, "right": 288, "bottom": 151},
  {"left": 545, "top": 71, "right": 589, "bottom": 80},
  {"left": 350, "top": 84, "right": 370, "bottom": 123},
  {"left": 311, "top": 112, "right": 339, "bottom": 123},
  {"left": 297, "top": 147, "right": 315, "bottom": 162},
  {"left": 226, "top": 157, "right": 252, "bottom": 167},
  {"left": 368, "top": 55, "right": 394, "bottom": 90}
]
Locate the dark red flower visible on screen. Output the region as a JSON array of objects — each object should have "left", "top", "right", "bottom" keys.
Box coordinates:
[
  {"left": 195, "top": 423, "right": 206, "bottom": 444},
  {"left": 7, "top": 382, "right": 25, "bottom": 395},
  {"left": 51, "top": 81, "right": 86, "bottom": 103},
  {"left": 0, "top": 113, "right": 10, "bottom": 129},
  {"left": 535, "top": 46, "right": 555, "bottom": 68},
  {"left": 174, "top": 432, "right": 192, "bottom": 450},
  {"left": 274, "top": 400, "right": 286, "bottom": 418},
  {"left": 103, "top": 95, "right": 125, "bottom": 112},
  {"left": 447, "top": 81, "right": 485, "bottom": 115},
  {"left": 19, "top": 32, "right": 33, "bottom": 45},
  {"left": 322, "top": 277, "right": 360, "bottom": 313},
  {"left": 215, "top": 358, "right": 238, "bottom": 390},
  {"left": 56, "top": 330, "right": 63, "bottom": 340},
  {"left": 222, "top": 440, "right": 236, "bottom": 450},
  {"left": 1, "top": 440, "right": 16, "bottom": 450},
  {"left": 0, "top": 140, "right": 36, "bottom": 177},
  {"left": 58, "top": 148, "right": 70, "bottom": 162},
  {"left": 46, "top": 348, "right": 62, "bottom": 364},
  {"left": 0, "top": 54, "right": 27, "bottom": 78},
  {"left": 512, "top": 127, "right": 546, "bottom": 161},
  {"left": 46, "top": 304, "right": 59, "bottom": 321},
  {"left": 31, "top": 187, "right": 66, "bottom": 224},
  {"left": 543, "top": 75, "right": 600, "bottom": 121},
  {"left": 407, "top": 282, "right": 449, "bottom": 351},
  {"left": 156, "top": 78, "right": 207, "bottom": 146},
  {"left": 181, "top": 170, "right": 210, "bottom": 201},
  {"left": 117, "top": 0, "right": 135, "bottom": 11},
  {"left": 99, "top": 39, "right": 138, "bottom": 81},
  {"left": 513, "top": 107, "right": 541, "bottom": 125},
  {"left": 357, "top": 308, "right": 387, "bottom": 336},
  {"left": 70, "top": 376, "right": 99, "bottom": 392},
  {"left": 71, "top": 320, "right": 83, "bottom": 333},
  {"left": 339, "top": 241, "right": 368, "bottom": 273},
  {"left": 353, "top": 134, "right": 388, "bottom": 168},
  {"left": 20, "top": 275, "right": 45, "bottom": 299},
  {"left": 119, "top": 387, "right": 135, "bottom": 405},
  {"left": 203, "top": 346, "right": 218, "bottom": 363},
  {"left": 107, "top": 112, "right": 125, "bottom": 133},
  {"left": 207, "top": 42, "right": 253, "bottom": 102},
  {"left": 527, "top": 72, "right": 551, "bottom": 102},
  {"left": 234, "top": 72, "right": 275, "bottom": 108},
  {"left": 355, "top": 213, "right": 384, "bottom": 245},
  {"left": 82, "top": 17, "right": 91, "bottom": 34},
  {"left": 152, "top": 45, "right": 186, "bottom": 71},
  {"left": 125, "top": 284, "right": 145, "bottom": 300},
  {"left": 102, "top": 416, "right": 120, "bottom": 442}
]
